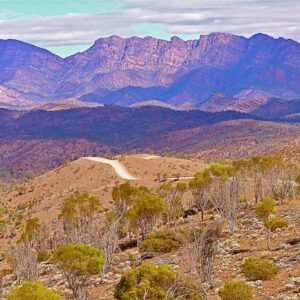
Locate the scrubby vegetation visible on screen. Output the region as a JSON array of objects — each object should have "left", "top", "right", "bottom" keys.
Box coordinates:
[
  {"left": 219, "top": 281, "right": 253, "bottom": 300},
  {"left": 53, "top": 244, "right": 105, "bottom": 299},
  {"left": 267, "top": 216, "right": 289, "bottom": 232},
  {"left": 241, "top": 257, "right": 280, "bottom": 280},
  {"left": 0, "top": 154, "right": 299, "bottom": 299},
  {"left": 140, "top": 229, "right": 185, "bottom": 253},
  {"left": 114, "top": 262, "right": 205, "bottom": 300},
  {"left": 255, "top": 197, "right": 276, "bottom": 220},
  {"left": 7, "top": 280, "right": 62, "bottom": 300},
  {"left": 37, "top": 250, "right": 51, "bottom": 262},
  {"left": 126, "top": 193, "right": 166, "bottom": 240}
]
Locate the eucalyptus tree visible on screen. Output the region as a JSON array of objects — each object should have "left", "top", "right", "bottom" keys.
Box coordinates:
[
  {"left": 53, "top": 244, "right": 105, "bottom": 300},
  {"left": 158, "top": 182, "right": 187, "bottom": 226},
  {"left": 126, "top": 193, "right": 166, "bottom": 241},
  {"left": 58, "top": 192, "right": 102, "bottom": 244},
  {"left": 189, "top": 169, "right": 212, "bottom": 221}
]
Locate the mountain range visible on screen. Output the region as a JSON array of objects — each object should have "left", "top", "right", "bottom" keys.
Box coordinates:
[
  {"left": 1, "top": 32, "right": 300, "bottom": 112},
  {"left": 0, "top": 32, "right": 300, "bottom": 180}
]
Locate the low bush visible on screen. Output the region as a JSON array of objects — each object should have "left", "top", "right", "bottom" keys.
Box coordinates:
[
  {"left": 266, "top": 217, "right": 289, "bottom": 232},
  {"left": 140, "top": 229, "right": 184, "bottom": 253},
  {"left": 7, "top": 280, "right": 62, "bottom": 300},
  {"left": 114, "top": 262, "right": 205, "bottom": 300},
  {"left": 37, "top": 250, "right": 51, "bottom": 262},
  {"left": 255, "top": 198, "right": 276, "bottom": 220},
  {"left": 241, "top": 257, "right": 279, "bottom": 280},
  {"left": 219, "top": 281, "right": 253, "bottom": 300}
]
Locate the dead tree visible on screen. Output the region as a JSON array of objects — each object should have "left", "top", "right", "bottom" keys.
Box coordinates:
[
  {"left": 158, "top": 182, "right": 186, "bottom": 226},
  {"left": 198, "top": 220, "right": 222, "bottom": 282},
  {"left": 181, "top": 219, "right": 222, "bottom": 283},
  {"left": 13, "top": 241, "right": 38, "bottom": 283},
  {"left": 98, "top": 215, "right": 119, "bottom": 269},
  {"left": 209, "top": 175, "right": 240, "bottom": 233}
]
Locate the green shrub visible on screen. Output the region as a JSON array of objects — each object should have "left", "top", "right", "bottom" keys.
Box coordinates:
[
  {"left": 219, "top": 281, "right": 253, "bottom": 300},
  {"left": 53, "top": 244, "right": 105, "bottom": 276},
  {"left": 140, "top": 229, "right": 184, "bottom": 253},
  {"left": 126, "top": 194, "right": 166, "bottom": 238},
  {"left": 241, "top": 257, "right": 279, "bottom": 280},
  {"left": 7, "top": 280, "right": 62, "bottom": 300},
  {"left": 266, "top": 217, "right": 289, "bottom": 232},
  {"left": 59, "top": 192, "right": 101, "bottom": 227},
  {"left": 114, "top": 262, "right": 205, "bottom": 300},
  {"left": 255, "top": 198, "right": 276, "bottom": 220},
  {"left": 37, "top": 250, "right": 52, "bottom": 262},
  {"left": 53, "top": 244, "right": 105, "bottom": 298}
]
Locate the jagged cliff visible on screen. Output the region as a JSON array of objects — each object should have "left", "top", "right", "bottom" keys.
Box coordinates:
[{"left": 0, "top": 33, "right": 300, "bottom": 108}]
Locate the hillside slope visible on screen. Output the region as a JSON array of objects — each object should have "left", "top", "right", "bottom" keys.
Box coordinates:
[{"left": 0, "top": 154, "right": 299, "bottom": 300}]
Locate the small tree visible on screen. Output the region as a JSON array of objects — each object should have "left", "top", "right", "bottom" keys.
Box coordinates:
[
  {"left": 112, "top": 182, "right": 137, "bottom": 224},
  {"left": 53, "top": 244, "right": 105, "bottom": 300},
  {"left": 249, "top": 155, "right": 284, "bottom": 203},
  {"left": 112, "top": 183, "right": 149, "bottom": 227},
  {"left": 255, "top": 197, "right": 276, "bottom": 249},
  {"left": 189, "top": 169, "right": 212, "bottom": 221},
  {"left": 59, "top": 192, "right": 101, "bottom": 244},
  {"left": 19, "top": 217, "right": 50, "bottom": 252},
  {"left": 7, "top": 280, "right": 62, "bottom": 300},
  {"left": 158, "top": 182, "right": 186, "bottom": 226},
  {"left": 127, "top": 194, "right": 165, "bottom": 241},
  {"left": 19, "top": 217, "right": 40, "bottom": 244},
  {"left": 272, "top": 163, "right": 298, "bottom": 203}
]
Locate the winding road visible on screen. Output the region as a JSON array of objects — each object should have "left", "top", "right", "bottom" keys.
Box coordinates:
[
  {"left": 83, "top": 157, "right": 139, "bottom": 180},
  {"left": 83, "top": 155, "right": 195, "bottom": 182}
]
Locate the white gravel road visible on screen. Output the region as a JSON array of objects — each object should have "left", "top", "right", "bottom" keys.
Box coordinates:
[{"left": 83, "top": 157, "right": 139, "bottom": 180}]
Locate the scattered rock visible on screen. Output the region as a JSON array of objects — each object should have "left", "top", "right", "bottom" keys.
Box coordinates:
[{"left": 291, "top": 277, "right": 300, "bottom": 285}]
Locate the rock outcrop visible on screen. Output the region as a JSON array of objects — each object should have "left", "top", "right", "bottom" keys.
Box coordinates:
[{"left": 0, "top": 33, "right": 300, "bottom": 107}]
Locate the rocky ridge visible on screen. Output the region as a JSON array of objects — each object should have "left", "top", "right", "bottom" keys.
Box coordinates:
[{"left": 0, "top": 33, "right": 300, "bottom": 109}]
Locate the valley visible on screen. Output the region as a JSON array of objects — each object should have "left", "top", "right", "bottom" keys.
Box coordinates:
[{"left": 0, "top": 105, "right": 299, "bottom": 182}]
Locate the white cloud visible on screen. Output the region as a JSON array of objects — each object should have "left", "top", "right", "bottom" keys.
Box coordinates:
[{"left": 0, "top": 0, "right": 299, "bottom": 52}]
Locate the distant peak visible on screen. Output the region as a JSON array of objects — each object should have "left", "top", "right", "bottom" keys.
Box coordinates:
[
  {"left": 250, "top": 33, "right": 274, "bottom": 40},
  {"left": 108, "top": 35, "right": 123, "bottom": 40},
  {"left": 170, "top": 36, "right": 184, "bottom": 43},
  {"left": 93, "top": 35, "right": 124, "bottom": 45},
  {"left": 198, "top": 32, "right": 245, "bottom": 44},
  {"left": 202, "top": 32, "right": 242, "bottom": 39}
]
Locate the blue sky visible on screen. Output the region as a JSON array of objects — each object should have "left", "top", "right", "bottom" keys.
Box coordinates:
[{"left": 0, "top": 0, "right": 299, "bottom": 57}]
